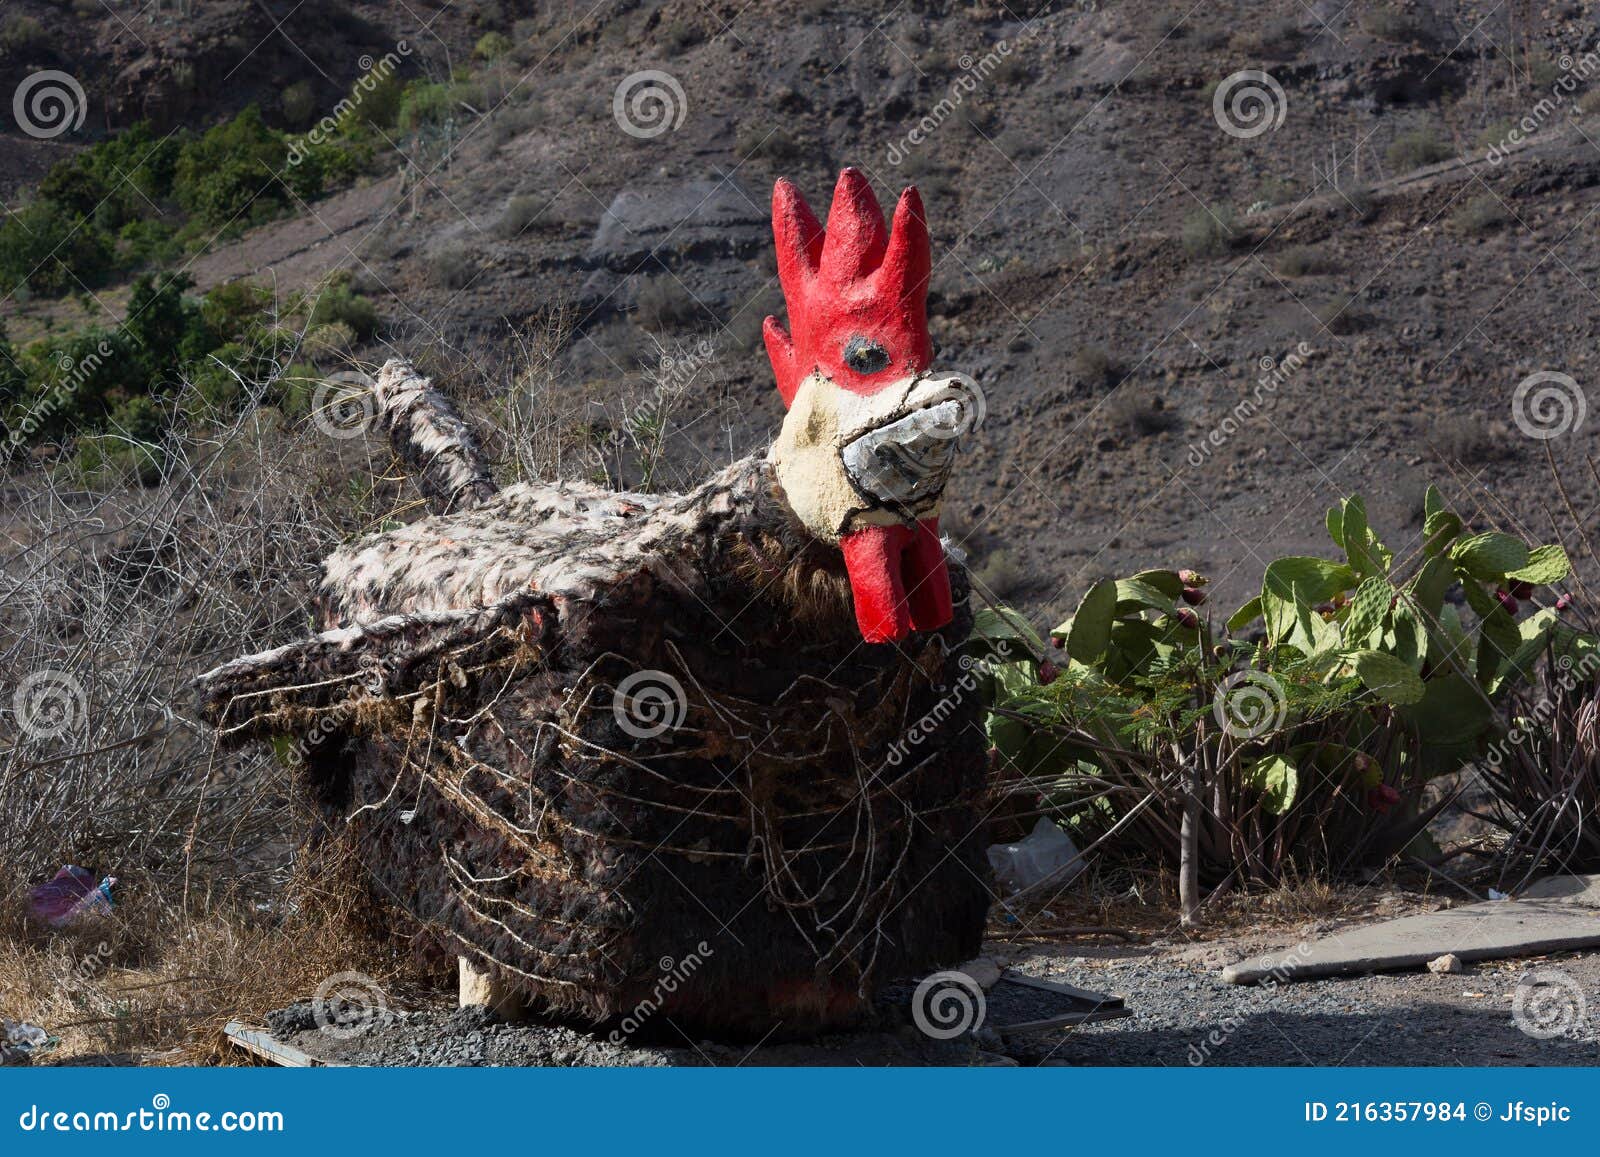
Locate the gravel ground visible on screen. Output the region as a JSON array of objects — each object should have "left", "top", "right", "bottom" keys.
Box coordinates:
[
  {"left": 260, "top": 903, "right": 1600, "bottom": 1068},
  {"left": 267, "top": 1002, "right": 984, "bottom": 1067},
  {"left": 1004, "top": 942, "right": 1600, "bottom": 1067}
]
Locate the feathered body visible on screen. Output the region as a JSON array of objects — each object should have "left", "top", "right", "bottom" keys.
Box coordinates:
[{"left": 198, "top": 171, "right": 992, "bottom": 1036}]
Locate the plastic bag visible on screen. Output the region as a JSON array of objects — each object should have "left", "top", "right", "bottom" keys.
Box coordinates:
[
  {"left": 27, "top": 866, "right": 115, "bottom": 926},
  {"left": 987, "top": 817, "right": 1084, "bottom": 894},
  {"left": 1, "top": 1019, "right": 49, "bottom": 1065}
]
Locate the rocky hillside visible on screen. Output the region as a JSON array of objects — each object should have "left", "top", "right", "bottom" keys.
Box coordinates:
[{"left": 5, "top": 0, "right": 1600, "bottom": 620}]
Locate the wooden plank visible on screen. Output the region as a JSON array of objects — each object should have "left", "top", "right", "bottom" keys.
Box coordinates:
[
  {"left": 223, "top": 1021, "right": 324, "bottom": 1068},
  {"left": 998, "top": 970, "right": 1126, "bottom": 1009},
  {"left": 996, "top": 1008, "right": 1131, "bottom": 1035},
  {"left": 988, "top": 971, "right": 1132, "bottom": 1037}
]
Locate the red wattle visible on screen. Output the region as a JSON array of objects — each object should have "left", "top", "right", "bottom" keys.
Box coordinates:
[
  {"left": 906, "top": 518, "right": 954, "bottom": 631},
  {"left": 839, "top": 519, "right": 953, "bottom": 644}
]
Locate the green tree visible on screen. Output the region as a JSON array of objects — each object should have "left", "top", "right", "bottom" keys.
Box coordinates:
[
  {"left": 0, "top": 201, "right": 116, "bottom": 296},
  {"left": 123, "top": 272, "right": 217, "bottom": 391},
  {"left": 173, "top": 106, "right": 310, "bottom": 228}
]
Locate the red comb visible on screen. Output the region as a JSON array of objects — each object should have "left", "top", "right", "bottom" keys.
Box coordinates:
[{"left": 763, "top": 168, "right": 933, "bottom": 406}]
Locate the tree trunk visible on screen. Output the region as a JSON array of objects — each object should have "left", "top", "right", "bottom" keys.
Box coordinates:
[{"left": 1179, "top": 742, "right": 1201, "bottom": 927}]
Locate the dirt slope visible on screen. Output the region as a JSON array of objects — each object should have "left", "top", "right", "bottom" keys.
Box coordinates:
[{"left": 6, "top": 0, "right": 1600, "bottom": 621}]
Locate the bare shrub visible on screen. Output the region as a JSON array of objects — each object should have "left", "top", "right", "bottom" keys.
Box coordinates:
[
  {"left": 1313, "top": 294, "right": 1374, "bottom": 336},
  {"left": 632, "top": 277, "right": 704, "bottom": 331},
  {"left": 971, "top": 549, "right": 1026, "bottom": 601},
  {"left": 1362, "top": 5, "right": 1420, "bottom": 42},
  {"left": 735, "top": 123, "right": 807, "bottom": 162},
  {"left": 994, "top": 126, "right": 1042, "bottom": 161},
  {"left": 897, "top": 150, "right": 955, "bottom": 203},
  {"left": 1073, "top": 345, "right": 1120, "bottom": 386},
  {"left": 455, "top": 310, "right": 603, "bottom": 486},
  {"left": 1335, "top": 182, "right": 1376, "bottom": 221},
  {"left": 428, "top": 245, "right": 477, "bottom": 290},
  {"left": 1386, "top": 128, "right": 1452, "bottom": 172},
  {"left": 0, "top": 349, "right": 442, "bottom": 1058},
  {"left": 0, "top": 393, "right": 382, "bottom": 897},
  {"left": 489, "top": 101, "right": 547, "bottom": 147},
  {"left": 1230, "top": 18, "right": 1302, "bottom": 56},
  {"left": 1181, "top": 204, "right": 1236, "bottom": 258},
  {"left": 1450, "top": 195, "right": 1509, "bottom": 234},
  {"left": 495, "top": 194, "right": 545, "bottom": 239},
  {"left": 1432, "top": 414, "right": 1515, "bottom": 463},
  {"left": 1105, "top": 390, "right": 1179, "bottom": 436},
  {"left": 1274, "top": 245, "right": 1335, "bottom": 276}
]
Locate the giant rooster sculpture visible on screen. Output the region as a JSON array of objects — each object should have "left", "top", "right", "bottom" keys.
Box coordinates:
[{"left": 198, "top": 169, "right": 993, "bottom": 1037}]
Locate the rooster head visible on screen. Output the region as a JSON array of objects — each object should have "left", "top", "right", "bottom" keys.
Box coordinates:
[{"left": 763, "top": 168, "right": 980, "bottom": 645}]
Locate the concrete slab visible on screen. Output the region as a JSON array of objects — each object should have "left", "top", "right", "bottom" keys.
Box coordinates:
[
  {"left": 1223, "top": 875, "right": 1600, "bottom": 985},
  {"left": 1521, "top": 873, "right": 1600, "bottom": 905}
]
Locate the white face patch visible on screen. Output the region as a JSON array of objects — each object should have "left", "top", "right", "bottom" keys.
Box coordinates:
[{"left": 767, "top": 371, "right": 975, "bottom": 542}]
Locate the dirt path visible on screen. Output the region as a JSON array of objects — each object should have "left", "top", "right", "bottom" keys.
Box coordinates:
[{"left": 185, "top": 175, "right": 401, "bottom": 294}]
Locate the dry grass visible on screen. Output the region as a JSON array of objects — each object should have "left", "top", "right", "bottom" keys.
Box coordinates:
[
  {"left": 0, "top": 355, "right": 421, "bottom": 1063},
  {"left": 1, "top": 399, "right": 375, "bottom": 889},
  {"left": 1, "top": 319, "right": 743, "bottom": 1062},
  {"left": 0, "top": 847, "right": 413, "bottom": 1065},
  {"left": 988, "top": 861, "right": 1421, "bottom": 948}
]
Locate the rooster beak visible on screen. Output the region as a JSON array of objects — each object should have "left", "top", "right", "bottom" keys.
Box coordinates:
[
  {"left": 835, "top": 372, "right": 980, "bottom": 643},
  {"left": 769, "top": 365, "right": 981, "bottom": 644}
]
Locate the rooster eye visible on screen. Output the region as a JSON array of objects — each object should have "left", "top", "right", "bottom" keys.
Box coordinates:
[{"left": 843, "top": 336, "right": 891, "bottom": 375}]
